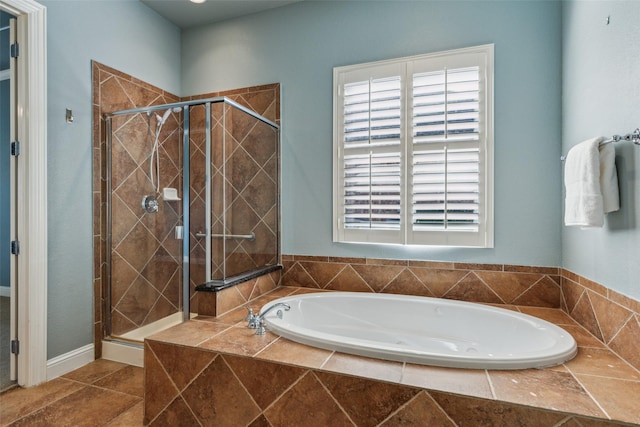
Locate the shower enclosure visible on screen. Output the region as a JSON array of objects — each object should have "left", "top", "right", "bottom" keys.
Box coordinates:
[{"left": 104, "top": 98, "right": 280, "bottom": 342}]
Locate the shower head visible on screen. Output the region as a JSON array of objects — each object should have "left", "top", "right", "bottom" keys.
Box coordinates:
[
  {"left": 155, "top": 107, "right": 182, "bottom": 126},
  {"left": 156, "top": 108, "right": 172, "bottom": 126}
]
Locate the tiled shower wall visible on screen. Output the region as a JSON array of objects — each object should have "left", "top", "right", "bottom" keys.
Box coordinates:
[
  {"left": 93, "top": 61, "right": 281, "bottom": 356},
  {"left": 107, "top": 102, "right": 183, "bottom": 337},
  {"left": 93, "top": 61, "right": 181, "bottom": 354}
]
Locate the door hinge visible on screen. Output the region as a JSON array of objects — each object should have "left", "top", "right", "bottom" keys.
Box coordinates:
[
  {"left": 10, "top": 240, "right": 20, "bottom": 255},
  {"left": 11, "top": 340, "right": 19, "bottom": 355},
  {"left": 11, "top": 141, "right": 20, "bottom": 156},
  {"left": 10, "top": 42, "right": 19, "bottom": 58}
]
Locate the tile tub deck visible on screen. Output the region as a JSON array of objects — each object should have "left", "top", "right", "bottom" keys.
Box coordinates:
[{"left": 144, "top": 287, "right": 640, "bottom": 426}]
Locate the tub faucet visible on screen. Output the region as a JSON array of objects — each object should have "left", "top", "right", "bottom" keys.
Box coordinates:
[{"left": 247, "top": 303, "right": 290, "bottom": 335}]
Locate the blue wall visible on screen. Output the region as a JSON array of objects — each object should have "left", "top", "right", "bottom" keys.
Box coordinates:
[
  {"left": 37, "top": 0, "right": 640, "bottom": 361},
  {"left": 182, "top": 1, "right": 563, "bottom": 266},
  {"left": 562, "top": 1, "right": 640, "bottom": 300},
  {"left": 40, "top": 0, "right": 181, "bottom": 359}
]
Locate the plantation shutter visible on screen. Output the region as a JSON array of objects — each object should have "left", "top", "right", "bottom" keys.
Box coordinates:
[
  {"left": 335, "top": 63, "right": 405, "bottom": 244},
  {"left": 343, "top": 77, "right": 402, "bottom": 228},
  {"left": 334, "top": 45, "right": 493, "bottom": 247},
  {"left": 411, "top": 66, "right": 481, "bottom": 231}
]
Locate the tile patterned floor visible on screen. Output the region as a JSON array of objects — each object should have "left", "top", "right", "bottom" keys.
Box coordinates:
[{"left": 0, "top": 360, "right": 143, "bottom": 426}]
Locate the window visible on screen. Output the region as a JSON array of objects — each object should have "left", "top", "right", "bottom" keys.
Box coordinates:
[{"left": 333, "top": 44, "right": 494, "bottom": 247}]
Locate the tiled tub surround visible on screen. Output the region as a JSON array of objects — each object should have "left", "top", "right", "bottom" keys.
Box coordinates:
[
  {"left": 282, "top": 256, "right": 640, "bottom": 374},
  {"left": 196, "top": 269, "right": 281, "bottom": 317},
  {"left": 282, "top": 256, "right": 562, "bottom": 308},
  {"left": 561, "top": 269, "right": 640, "bottom": 374},
  {"left": 144, "top": 287, "right": 640, "bottom": 426}
]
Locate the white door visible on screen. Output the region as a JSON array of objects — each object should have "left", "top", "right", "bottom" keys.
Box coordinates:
[
  {"left": 0, "top": 11, "right": 17, "bottom": 391},
  {"left": 0, "top": 0, "right": 47, "bottom": 388}
]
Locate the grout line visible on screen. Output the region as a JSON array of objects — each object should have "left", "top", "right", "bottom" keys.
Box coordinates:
[
  {"left": 219, "top": 354, "right": 262, "bottom": 413},
  {"left": 375, "top": 390, "right": 421, "bottom": 426},
  {"left": 569, "top": 371, "right": 640, "bottom": 383},
  {"left": 510, "top": 275, "right": 544, "bottom": 305},
  {"left": 584, "top": 292, "right": 606, "bottom": 345},
  {"left": 192, "top": 323, "right": 235, "bottom": 347},
  {"left": 564, "top": 369, "right": 611, "bottom": 420},
  {"left": 253, "top": 336, "right": 281, "bottom": 357},
  {"left": 551, "top": 416, "right": 579, "bottom": 427},
  {"left": 373, "top": 266, "right": 406, "bottom": 294},
  {"left": 2, "top": 378, "right": 86, "bottom": 426},
  {"left": 319, "top": 351, "right": 336, "bottom": 369},
  {"left": 471, "top": 272, "right": 507, "bottom": 304},
  {"left": 259, "top": 371, "right": 309, "bottom": 416},
  {"left": 312, "top": 371, "right": 358, "bottom": 427},
  {"left": 485, "top": 369, "right": 497, "bottom": 400},
  {"left": 602, "top": 310, "right": 634, "bottom": 348}
]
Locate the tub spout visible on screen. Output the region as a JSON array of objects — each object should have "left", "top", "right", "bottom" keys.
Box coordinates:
[{"left": 247, "top": 303, "right": 290, "bottom": 333}]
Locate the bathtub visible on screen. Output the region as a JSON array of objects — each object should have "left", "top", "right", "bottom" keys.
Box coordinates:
[{"left": 261, "top": 292, "right": 577, "bottom": 370}]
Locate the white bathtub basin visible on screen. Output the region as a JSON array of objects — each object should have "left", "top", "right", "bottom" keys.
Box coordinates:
[{"left": 261, "top": 292, "right": 577, "bottom": 370}]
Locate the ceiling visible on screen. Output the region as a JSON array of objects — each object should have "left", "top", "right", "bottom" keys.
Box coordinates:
[{"left": 140, "top": 0, "right": 302, "bottom": 29}]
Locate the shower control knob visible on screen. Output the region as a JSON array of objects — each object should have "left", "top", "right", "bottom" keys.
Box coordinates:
[{"left": 142, "top": 195, "right": 159, "bottom": 213}]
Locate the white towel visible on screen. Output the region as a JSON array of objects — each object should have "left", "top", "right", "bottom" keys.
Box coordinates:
[{"left": 564, "top": 137, "right": 620, "bottom": 228}]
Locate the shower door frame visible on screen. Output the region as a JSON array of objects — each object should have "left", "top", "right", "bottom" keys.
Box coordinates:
[{"left": 104, "top": 96, "right": 280, "bottom": 334}]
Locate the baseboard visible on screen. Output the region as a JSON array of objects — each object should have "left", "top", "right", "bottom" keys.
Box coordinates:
[
  {"left": 101, "top": 340, "right": 144, "bottom": 367},
  {"left": 46, "top": 344, "right": 95, "bottom": 381},
  {"left": 0, "top": 286, "right": 10, "bottom": 297}
]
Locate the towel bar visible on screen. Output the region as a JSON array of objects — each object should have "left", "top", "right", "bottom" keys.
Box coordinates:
[{"left": 561, "top": 128, "right": 640, "bottom": 161}]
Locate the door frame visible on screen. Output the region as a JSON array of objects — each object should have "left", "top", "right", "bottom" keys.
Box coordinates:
[{"left": 0, "top": 0, "right": 47, "bottom": 387}]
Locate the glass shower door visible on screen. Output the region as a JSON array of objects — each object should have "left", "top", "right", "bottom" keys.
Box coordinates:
[
  {"left": 106, "top": 109, "right": 184, "bottom": 340},
  {"left": 188, "top": 100, "right": 280, "bottom": 300},
  {"left": 222, "top": 103, "right": 279, "bottom": 277}
]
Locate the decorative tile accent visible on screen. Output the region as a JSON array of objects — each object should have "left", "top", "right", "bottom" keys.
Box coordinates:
[
  {"left": 279, "top": 258, "right": 640, "bottom": 376},
  {"left": 574, "top": 375, "right": 640, "bottom": 425},
  {"left": 182, "top": 355, "right": 261, "bottom": 426},
  {"left": 314, "top": 371, "right": 419, "bottom": 427},
  {"left": 561, "top": 269, "right": 640, "bottom": 372},
  {"left": 401, "top": 364, "right": 493, "bottom": 399},
  {"left": 145, "top": 307, "right": 640, "bottom": 426},
  {"left": 488, "top": 368, "right": 606, "bottom": 418},
  {"left": 430, "top": 391, "right": 567, "bottom": 427},
  {"left": 224, "top": 354, "right": 307, "bottom": 410},
  {"left": 282, "top": 255, "right": 561, "bottom": 307},
  {"left": 196, "top": 270, "right": 281, "bottom": 317},
  {"left": 263, "top": 372, "right": 354, "bottom": 426}
]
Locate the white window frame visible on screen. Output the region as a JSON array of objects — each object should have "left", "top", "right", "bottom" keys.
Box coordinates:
[{"left": 333, "top": 44, "right": 494, "bottom": 248}]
